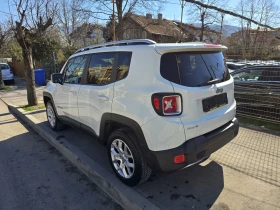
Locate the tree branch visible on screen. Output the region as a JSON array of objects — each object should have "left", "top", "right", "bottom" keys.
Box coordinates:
[{"left": 184, "top": 0, "right": 275, "bottom": 30}]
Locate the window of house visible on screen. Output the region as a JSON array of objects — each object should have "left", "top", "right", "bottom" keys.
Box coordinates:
[
  {"left": 87, "top": 53, "right": 116, "bottom": 85},
  {"left": 64, "top": 56, "right": 87, "bottom": 84},
  {"left": 116, "top": 52, "right": 132, "bottom": 81}
]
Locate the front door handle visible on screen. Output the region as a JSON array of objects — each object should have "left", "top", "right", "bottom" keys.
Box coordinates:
[{"left": 98, "top": 96, "right": 109, "bottom": 101}]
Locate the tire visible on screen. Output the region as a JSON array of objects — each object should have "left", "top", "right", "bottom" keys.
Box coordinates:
[
  {"left": 107, "top": 128, "right": 152, "bottom": 186},
  {"left": 46, "top": 100, "right": 65, "bottom": 131},
  {"left": 11, "top": 79, "right": 15, "bottom": 85}
]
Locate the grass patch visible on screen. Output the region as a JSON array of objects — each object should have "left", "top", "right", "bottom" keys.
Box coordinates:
[
  {"left": 20, "top": 103, "right": 45, "bottom": 112},
  {"left": 238, "top": 116, "right": 280, "bottom": 132},
  {"left": 0, "top": 86, "right": 13, "bottom": 91}
]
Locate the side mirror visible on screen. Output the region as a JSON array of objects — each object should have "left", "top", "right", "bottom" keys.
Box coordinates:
[{"left": 51, "top": 73, "right": 64, "bottom": 85}]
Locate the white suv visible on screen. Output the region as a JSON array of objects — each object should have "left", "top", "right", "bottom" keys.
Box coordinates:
[{"left": 43, "top": 39, "right": 239, "bottom": 186}]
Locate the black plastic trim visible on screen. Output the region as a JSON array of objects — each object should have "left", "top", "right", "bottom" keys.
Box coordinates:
[
  {"left": 99, "top": 113, "right": 162, "bottom": 171},
  {"left": 151, "top": 118, "right": 239, "bottom": 173}
]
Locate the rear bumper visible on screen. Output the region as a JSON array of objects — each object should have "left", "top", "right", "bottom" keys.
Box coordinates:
[
  {"left": 3, "top": 74, "right": 14, "bottom": 81},
  {"left": 147, "top": 118, "right": 239, "bottom": 173}
]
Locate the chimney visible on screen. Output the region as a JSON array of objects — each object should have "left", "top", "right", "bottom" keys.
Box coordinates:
[
  {"left": 146, "top": 13, "right": 152, "bottom": 20},
  {"left": 158, "top": 13, "right": 162, "bottom": 24}
]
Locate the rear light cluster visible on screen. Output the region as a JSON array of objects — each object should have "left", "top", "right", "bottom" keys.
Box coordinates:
[
  {"left": 152, "top": 93, "right": 182, "bottom": 116},
  {"left": 174, "top": 154, "right": 185, "bottom": 164}
]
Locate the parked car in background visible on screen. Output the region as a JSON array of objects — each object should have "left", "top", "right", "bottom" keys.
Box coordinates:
[
  {"left": 226, "top": 62, "right": 249, "bottom": 73},
  {"left": 231, "top": 65, "right": 280, "bottom": 123},
  {"left": 0, "top": 63, "right": 15, "bottom": 84}
]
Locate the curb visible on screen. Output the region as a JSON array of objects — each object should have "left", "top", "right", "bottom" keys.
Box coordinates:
[{"left": 4, "top": 101, "right": 160, "bottom": 210}]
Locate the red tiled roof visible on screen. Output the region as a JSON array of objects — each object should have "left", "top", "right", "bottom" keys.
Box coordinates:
[{"left": 129, "top": 14, "right": 181, "bottom": 37}]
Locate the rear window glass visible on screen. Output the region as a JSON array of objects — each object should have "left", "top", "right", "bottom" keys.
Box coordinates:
[
  {"left": 160, "top": 52, "right": 230, "bottom": 87},
  {"left": 0, "top": 64, "right": 9, "bottom": 70}
]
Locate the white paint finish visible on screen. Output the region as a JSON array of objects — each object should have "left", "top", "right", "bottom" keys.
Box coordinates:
[
  {"left": 54, "top": 83, "right": 81, "bottom": 121},
  {"left": 141, "top": 116, "right": 185, "bottom": 151},
  {"left": 112, "top": 48, "right": 174, "bottom": 127},
  {"left": 172, "top": 76, "right": 236, "bottom": 141},
  {"left": 78, "top": 84, "right": 114, "bottom": 135}
]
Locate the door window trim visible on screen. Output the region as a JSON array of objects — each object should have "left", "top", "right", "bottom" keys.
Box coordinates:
[
  {"left": 81, "top": 51, "right": 132, "bottom": 86},
  {"left": 62, "top": 55, "right": 89, "bottom": 85}
]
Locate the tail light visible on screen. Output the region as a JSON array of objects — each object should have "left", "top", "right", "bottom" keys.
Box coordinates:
[
  {"left": 174, "top": 154, "right": 185, "bottom": 164},
  {"left": 10, "top": 69, "right": 13, "bottom": 74},
  {"left": 152, "top": 93, "right": 182, "bottom": 116}
]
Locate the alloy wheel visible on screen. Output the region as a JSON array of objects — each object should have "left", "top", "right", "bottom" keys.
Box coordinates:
[{"left": 110, "top": 139, "right": 135, "bottom": 179}]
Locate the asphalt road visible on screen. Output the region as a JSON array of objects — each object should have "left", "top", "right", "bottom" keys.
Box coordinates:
[{"left": 0, "top": 100, "right": 122, "bottom": 210}]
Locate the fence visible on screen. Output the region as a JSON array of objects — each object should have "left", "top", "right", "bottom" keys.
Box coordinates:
[
  {"left": 8, "top": 61, "right": 43, "bottom": 78},
  {"left": 230, "top": 62, "right": 280, "bottom": 124}
]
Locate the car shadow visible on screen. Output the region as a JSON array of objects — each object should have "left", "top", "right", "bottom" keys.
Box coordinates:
[{"left": 135, "top": 161, "right": 224, "bottom": 210}]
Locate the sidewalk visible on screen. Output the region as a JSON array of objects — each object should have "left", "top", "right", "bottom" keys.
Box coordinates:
[
  {"left": 0, "top": 97, "right": 121, "bottom": 210},
  {"left": 1, "top": 77, "right": 280, "bottom": 210}
]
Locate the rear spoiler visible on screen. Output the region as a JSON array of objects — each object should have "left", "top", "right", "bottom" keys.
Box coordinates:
[{"left": 154, "top": 43, "right": 227, "bottom": 55}]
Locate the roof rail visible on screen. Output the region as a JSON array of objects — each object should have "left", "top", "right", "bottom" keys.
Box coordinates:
[{"left": 75, "top": 39, "right": 156, "bottom": 53}]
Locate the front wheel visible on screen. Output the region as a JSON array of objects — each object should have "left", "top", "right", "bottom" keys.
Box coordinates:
[
  {"left": 46, "top": 100, "right": 65, "bottom": 130},
  {"left": 108, "top": 128, "right": 152, "bottom": 186}
]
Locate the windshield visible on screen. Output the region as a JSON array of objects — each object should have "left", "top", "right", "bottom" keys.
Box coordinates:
[
  {"left": 0, "top": 64, "right": 9, "bottom": 70},
  {"left": 160, "top": 52, "right": 230, "bottom": 87}
]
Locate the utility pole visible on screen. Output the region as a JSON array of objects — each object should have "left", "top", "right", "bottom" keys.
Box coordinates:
[
  {"left": 179, "top": 0, "right": 186, "bottom": 42},
  {"left": 112, "top": 0, "right": 116, "bottom": 41}
]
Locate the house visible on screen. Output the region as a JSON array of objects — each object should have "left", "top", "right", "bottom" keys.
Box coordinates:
[
  {"left": 175, "top": 22, "right": 221, "bottom": 43},
  {"left": 224, "top": 27, "right": 280, "bottom": 59},
  {"left": 122, "top": 13, "right": 190, "bottom": 43}
]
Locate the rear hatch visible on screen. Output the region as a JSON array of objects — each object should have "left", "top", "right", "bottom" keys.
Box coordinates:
[
  {"left": 1, "top": 63, "right": 10, "bottom": 76},
  {"left": 158, "top": 44, "right": 235, "bottom": 141}
]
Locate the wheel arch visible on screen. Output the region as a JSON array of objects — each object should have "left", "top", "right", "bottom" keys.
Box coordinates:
[
  {"left": 100, "top": 113, "right": 161, "bottom": 171},
  {"left": 43, "top": 92, "right": 59, "bottom": 118}
]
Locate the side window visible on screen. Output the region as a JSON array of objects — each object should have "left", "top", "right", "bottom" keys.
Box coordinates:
[
  {"left": 87, "top": 53, "right": 115, "bottom": 85},
  {"left": 64, "top": 56, "right": 87, "bottom": 84},
  {"left": 116, "top": 52, "right": 132, "bottom": 81},
  {"left": 160, "top": 53, "right": 180, "bottom": 84},
  {"left": 232, "top": 70, "right": 265, "bottom": 81}
]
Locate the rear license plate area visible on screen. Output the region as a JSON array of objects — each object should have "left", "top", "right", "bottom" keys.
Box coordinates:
[{"left": 202, "top": 93, "right": 228, "bottom": 112}]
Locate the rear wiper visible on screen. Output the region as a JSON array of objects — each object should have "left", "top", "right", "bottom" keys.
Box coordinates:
[{"left": 197, "top": 78, "right": 221, "bottom": 87}]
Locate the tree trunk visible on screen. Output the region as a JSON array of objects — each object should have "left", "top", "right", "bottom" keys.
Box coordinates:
[
  {"left": 0, "top": 69, "right": 5, "bottom": 89},
  {"left": 200, "top": 13, "right": 205, "bottom": 42},
  {"left": 22, "top": 47, "right": 38, "bottom": 106},
  {"left": 116, "top": 0, "right": 123, "bottom": 40}
]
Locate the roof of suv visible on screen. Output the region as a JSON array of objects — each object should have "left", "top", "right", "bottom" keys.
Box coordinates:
[{"left": 74, "top": 39, "right": 227, "bottom": 56}]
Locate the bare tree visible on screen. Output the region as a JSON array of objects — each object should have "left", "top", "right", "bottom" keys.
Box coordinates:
[
  {"left": 186, "top": 0, "right": 221, "bottom": 42},
  {"left": 10, "top": 0, "right": 57, "bottom": 106},
  {"left": 57, "top": 0, "right": 91, "bottom": 47},
  {"left": 236, "top": 0, "right": 279, "bottom": 59},
  {"left": 89, "top": 0, "right": 165, "bottom": 40}
]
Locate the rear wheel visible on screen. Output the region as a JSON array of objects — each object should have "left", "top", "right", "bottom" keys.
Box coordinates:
[
  {"left": 108, "top": 128, "right": 152, "bottom": 186},
  {"left": 46, "top": 100, "right": 65, "bottom": 130}
]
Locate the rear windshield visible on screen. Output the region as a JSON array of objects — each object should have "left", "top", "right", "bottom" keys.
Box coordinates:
[
  {"left": 160, "top": 52, "right": 230, "bottom": 87},
  {"left": 0, "top": 64, "right": 9, "bottom": 70}
]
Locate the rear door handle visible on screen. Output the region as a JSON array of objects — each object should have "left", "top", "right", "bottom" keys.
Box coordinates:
[
  {"left": 70, "top": 91, "right": 77, "bottom": 95},
  {"left": 98, "top": 96, "right": 109, "bottom": 101}
]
